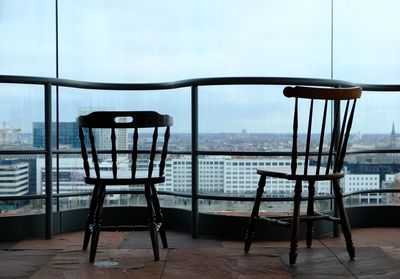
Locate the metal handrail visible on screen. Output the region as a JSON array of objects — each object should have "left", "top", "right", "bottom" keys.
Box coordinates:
[
  {"left": 3, "top": 74, "right": 400, "bottom": 91},
  {"left": 2, "top": 188, "right": 398, "bottom": 202}
]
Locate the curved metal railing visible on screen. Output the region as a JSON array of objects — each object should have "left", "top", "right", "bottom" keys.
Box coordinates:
[{"left": 1, "top": 74, "right": 400, "bottom": 238}]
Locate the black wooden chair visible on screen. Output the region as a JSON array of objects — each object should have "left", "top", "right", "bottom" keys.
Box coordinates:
[
  {"left": 244, "top": 86, "right": 362, "bottom": 265},
  {"left": 77, "top": 111, "right": 173, "bottom": 263}
]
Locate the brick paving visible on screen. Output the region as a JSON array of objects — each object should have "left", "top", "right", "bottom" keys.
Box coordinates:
[{"left": 1, "top": 228, "right": 400, "bottom": 278}]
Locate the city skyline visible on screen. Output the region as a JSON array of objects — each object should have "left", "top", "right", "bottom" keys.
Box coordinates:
[
  {"left": 1, "top": 1, "right": 400, "bottom": 133},
  {"left": 1, "top": 119, "right": 400, "bottom": 155},
  {"left": 1, "top": 119, "right": 399, "bottom": 213}
]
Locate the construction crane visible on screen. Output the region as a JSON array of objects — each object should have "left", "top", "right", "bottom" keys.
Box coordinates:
[{"left": 0, "top": 122, "right": 21, "bottom": 145}]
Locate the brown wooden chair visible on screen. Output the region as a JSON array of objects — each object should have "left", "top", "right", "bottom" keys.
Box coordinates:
[
  {"left": 77, "top": 111, "right": 172, "bottom": 263},
  {"left": 244, "top": 86, "right": 362, "bottom": 265}
]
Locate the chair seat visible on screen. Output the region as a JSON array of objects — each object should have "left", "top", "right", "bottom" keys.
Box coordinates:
[
  {"left": 84, "top": 176, "right": 165, "bottom": 185},
  {"left": 257, "top": 166, "right": 344, "bottom": 181}
]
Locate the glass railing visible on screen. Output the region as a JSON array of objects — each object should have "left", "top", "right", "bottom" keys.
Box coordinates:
[{"left": 1, "top": 75, "right": 400, "bottom": 238}]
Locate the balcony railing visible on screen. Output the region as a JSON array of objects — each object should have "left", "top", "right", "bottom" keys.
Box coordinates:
[{"left": 1, "top": 74, "right": 400, "bottom": 239}]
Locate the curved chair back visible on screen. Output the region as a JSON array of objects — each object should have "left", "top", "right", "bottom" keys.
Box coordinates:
[
  {"left": 77, "top": 111, "right": 173, "bottom": 183},
  {"left": 283, "top": 86, "right": 362, "bottom": 176}
]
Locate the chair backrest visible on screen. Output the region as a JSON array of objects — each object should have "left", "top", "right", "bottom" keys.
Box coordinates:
[
  {"left": 283, "top": 86, "right": 362, "bottom": 176},
  {"left": 77, "top": 111, "right": 173, "bottom": 181}
]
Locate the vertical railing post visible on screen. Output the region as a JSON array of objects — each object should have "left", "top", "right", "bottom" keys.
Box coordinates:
[
  {"left": 332, "top": 98, "right": 340, "bottom": 237},
  {"left": 191, "top": 85, "right": 199, "bottom": 238},
  {"left": 45, "top": 83, "right": 53, "bottom": 239},
  {"left": 55, "top": 0, "right": 60, "bottom": 213},
  {"left": 330, "top": 0, "right": 340, "bottom": 238}
]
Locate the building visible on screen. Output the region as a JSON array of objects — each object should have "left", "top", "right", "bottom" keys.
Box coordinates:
[
  {"left": 167, "top": 156, "right": 331, "bottom": 196},
  {"left": 33, "top": 121, "right": 127, "bottom": 154},
  {"left": 390, "top": 122, "right": 397, "bottom": 148},
  {"left": 33, "top": 122, "right": 81, "bottom": 149},
  {"left": 0, "top": 159, "right": 29, "bottom": 196},
  {"left": 344, "top": 153, "right": 400, "bottom": 182},
  {"left": 344, "top": 174, "right": 381, "bottom": 204}
]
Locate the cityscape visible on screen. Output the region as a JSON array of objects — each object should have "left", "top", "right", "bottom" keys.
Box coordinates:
[{"left": 1, "top": 120, "right": 400, "bottom": 214}]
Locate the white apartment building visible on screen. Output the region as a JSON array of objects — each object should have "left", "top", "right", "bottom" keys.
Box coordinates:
[
  {"left": 35, "top": 156, "right": 381, "bottom": 203},
  {"left": 168, "top": 156, "right": 331, "bottom": 196},
  {"left": 344, "top": 174, "right": 381, "bottom": 204},
  {"left": 37, "top": 157, "right": 92, "bottom": 194},
  {"left": 0, "top": 159, "right": 29, "bottom": 196},
  {"left": 344, "top": 174, "right": 380, "bottom": 192}
]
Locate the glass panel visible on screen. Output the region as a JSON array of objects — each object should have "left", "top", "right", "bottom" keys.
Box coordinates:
[
  {"left": 199, "top": 85, "right": 291, "bottom": 142},
  {"left": 0, "top": 199, "right": 45, "bottom": 215},
  {"left": 58, "top": 87, "right": 190, "bottom": 153},
  {"left": 199, "top": 199, "right": 331, "bottom": 215},
  {"left": 0, "top": 154, "right": 45, "bottom": 215},
  {"left": 0, "top": 0, "right": 55, "bottom": 76},
  {"left": 0, "top": 0, "right": 52, "bottom": 216},
  {"left": 0, "top": 84, "right": 44, "bottom": 149},
  {"left": 57, "top": 88, "right": 191, "bottom": 208},
  {"left": 334, "top": 0, "right": 400, "bottom": 83},
  {"left": 58, "top": 0, "right": 331, "bottom": 82},
  {"left": 342, "top": 91, "right": 400, "bottom": 199},
  {"left": 4, "top": 0, "right": 400, "bottom": 221}
]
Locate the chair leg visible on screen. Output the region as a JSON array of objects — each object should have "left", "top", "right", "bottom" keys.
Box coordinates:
[
  {"left": 150, "top": 183, "right": 168, "bottom": 248},
  {"left": 244, "top": 174, "right": 266, "bottom": 253},
  {"left": 89, "top": 184, "right": 106, "bottom": 263},
  {"left": 289, "top": 180, "right": 302, "bottom": 265},
  {"left": 83, "top": 184, "right": 101, "bottom": 251},
  {"left": 145, "top": 184, "right": 160, "bottom": 261},
  {"left": 332, "top": 179, "right": 355, "bottom": 260},
  {"left": 306, "top": 180, "right": 315, "bottom": 248}
]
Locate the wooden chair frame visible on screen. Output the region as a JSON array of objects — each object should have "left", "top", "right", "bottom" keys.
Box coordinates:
[
  {"left": 244, "top": 86, "right": 362, "bottom": 265},
  {"left": 77, "top": 111, "right": 173, "bottom": 263}
]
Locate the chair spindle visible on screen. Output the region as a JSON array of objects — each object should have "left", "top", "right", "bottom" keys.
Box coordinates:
[
  {"left": 148, "top": 127, "right": 158, "bottom": 178},
  {"left": 334, "top": 100, "right": 350, "bottom": 172},
  {"left": 316, "top": 100, "right": 328, "bottom": 175},
  {"left": 111, "top": 128, "right": 117, "bottom": 179},
  {"left": 79, "top": 127, "right": 90, "bottom": 178},
  {"left": 159, "top": 126, "right": 170, "bottom": 177},
  {"left": 325, "top": 102, "right": 341, "bottom": 174},
  {"left": 291, "top": 98, "right": 298, "bottom": 175},
  {"left": 335, "top": 99, "right": 357, "bottom": 172},
  {"left": 89, "top": 128, "right": 100, "bottom": 179},
  {"left": 131, "top": 128, "right": 138, "bottom": 179},
  {"left": 304, "top": 99, "right": 314, "bottom": 175}
]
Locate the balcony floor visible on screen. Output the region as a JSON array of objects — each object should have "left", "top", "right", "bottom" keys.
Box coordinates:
[{"left": 1, "top": 227, "right": 400, "bottom": 278}]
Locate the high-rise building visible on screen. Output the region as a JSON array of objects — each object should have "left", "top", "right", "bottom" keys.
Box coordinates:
[
  {"left": 33, "top": 122, "right": 81, "bottom": 148},
  {"left": 33, "top": 121, "right": 127, "bottom": 152}
]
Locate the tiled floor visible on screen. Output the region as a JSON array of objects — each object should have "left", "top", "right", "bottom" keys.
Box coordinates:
[{"left": 1, "top": 228, "right": 400, "bottom": 278}]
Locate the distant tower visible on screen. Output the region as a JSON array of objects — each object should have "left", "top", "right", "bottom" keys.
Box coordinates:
[{"left": 390, "top": 122, "right": 397, "bottom": 148}]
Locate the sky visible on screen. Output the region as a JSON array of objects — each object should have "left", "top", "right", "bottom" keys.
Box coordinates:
[{"left": 1, "top": 0, "right": 400, "bottom": 134}]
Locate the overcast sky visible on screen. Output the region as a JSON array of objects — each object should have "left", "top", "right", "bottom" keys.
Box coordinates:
[{"left": 1, "top": 0, "right": 400, "bottom": 134}]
